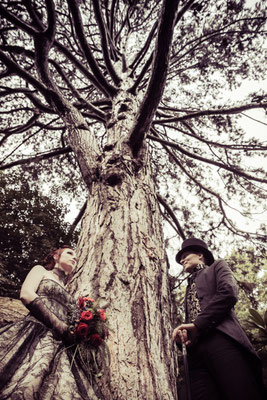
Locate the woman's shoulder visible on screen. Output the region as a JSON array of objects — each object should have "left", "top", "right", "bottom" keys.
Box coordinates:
[{"left": 30, "top": 264, "right": 47, "bottom": 273}]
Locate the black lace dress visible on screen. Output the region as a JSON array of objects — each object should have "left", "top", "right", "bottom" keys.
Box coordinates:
[{"left": 0, "top": 279, "right": 101, "bottom": 400}]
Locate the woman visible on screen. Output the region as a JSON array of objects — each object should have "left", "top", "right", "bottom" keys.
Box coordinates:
[{"left": 0, "top": 246, "right": 101, "bottom": 400}]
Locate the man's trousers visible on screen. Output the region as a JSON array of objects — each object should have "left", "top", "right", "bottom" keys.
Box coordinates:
[{"left": 179, "top": 330, "right": 265, "bottom": 400}]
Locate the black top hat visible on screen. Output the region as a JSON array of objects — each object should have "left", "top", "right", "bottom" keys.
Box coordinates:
[{"left": 175, "top": 238, "right": 214, "bottom": 266}]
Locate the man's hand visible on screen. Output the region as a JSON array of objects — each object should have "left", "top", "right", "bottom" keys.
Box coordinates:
[{"left": 172, "top": 323, "right": 198, "bottom": 346}]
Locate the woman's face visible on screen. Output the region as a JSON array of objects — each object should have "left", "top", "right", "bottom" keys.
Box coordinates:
[{"left": 57, "top": 248, "right": 77, "bottom": 274}]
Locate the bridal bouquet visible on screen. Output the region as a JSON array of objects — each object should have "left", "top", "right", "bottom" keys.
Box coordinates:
[
  {"left": 68, "top": 296, "right": 110, "bottom": 378},
  {"left": 74, "top": 296, "right": 109, "bottom": 347}
]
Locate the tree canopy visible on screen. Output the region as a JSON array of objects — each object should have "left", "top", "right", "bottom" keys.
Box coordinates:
[
  {"left": 0, "top": 171, "right": 78, "bottom": 298},
  {"left": 0, "top": 0, "right": 266, "bottom": 263}
]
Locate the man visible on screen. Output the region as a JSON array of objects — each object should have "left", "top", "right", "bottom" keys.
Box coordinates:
[{"left": 172, "top": 238, "right": 265, "bottom": 400}]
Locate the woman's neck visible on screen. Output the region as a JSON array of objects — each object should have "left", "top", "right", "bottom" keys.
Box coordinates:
[{"left": 52, "top": 266, "right": 68, "bottom": 285}]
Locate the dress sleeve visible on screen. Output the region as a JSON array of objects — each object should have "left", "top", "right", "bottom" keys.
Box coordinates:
[{"left": 194, "top": 260, "right": 238, "bottom": 332}]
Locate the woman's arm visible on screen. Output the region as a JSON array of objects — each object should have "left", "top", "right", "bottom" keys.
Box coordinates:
[
  {"left": 20, "top": 265, "right": 72, "bottom": 341},
  {"left": 20, "top": 265, "right": 46, "bottom": 304}
]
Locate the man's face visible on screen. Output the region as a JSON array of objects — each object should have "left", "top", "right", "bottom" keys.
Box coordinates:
[{"left": 180, "top": 252, "right": 204, "bottom": 273}]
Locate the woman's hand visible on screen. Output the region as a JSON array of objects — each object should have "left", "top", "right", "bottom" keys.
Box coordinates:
[{"left": 172, "top": 323, "right": 198, "bottom": 346}]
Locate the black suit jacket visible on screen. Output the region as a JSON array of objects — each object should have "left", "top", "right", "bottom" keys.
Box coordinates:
[{"left": 186, "top": 259, "right": 258, "bottom": 357}]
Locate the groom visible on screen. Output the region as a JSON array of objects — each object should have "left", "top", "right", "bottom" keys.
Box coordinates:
[{"left": 172, "top": 237, "right": 265, "bottom": 400}]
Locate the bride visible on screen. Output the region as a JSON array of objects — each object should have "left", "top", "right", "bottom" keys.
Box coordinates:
[{"left": 0, "top": 246, "right": 102, "bottom": 400}]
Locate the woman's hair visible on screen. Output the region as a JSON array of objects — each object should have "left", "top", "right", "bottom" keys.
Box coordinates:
[{"left": 43, "top": 245, "right": 73, "bottom": 270}]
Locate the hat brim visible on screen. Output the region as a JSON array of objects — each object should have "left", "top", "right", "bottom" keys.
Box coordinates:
[{"left": 175, "top": 245, "right": 214, "bottom": 266}]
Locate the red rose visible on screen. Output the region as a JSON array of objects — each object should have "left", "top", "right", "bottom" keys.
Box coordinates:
[
  {"left": 75, "top": 322, "right": 89, "bottom": 338},
  {"left": 98, "top": 309, "right": 106, "bottom": 321},
  {"left": 83, "top": 297, "right": 95, "bottom": 303},
  {"left": 89, "top": 334, "right": 103, "bottom": 347},
  {"left": 78, "top": 297, "right": 86, "bottom": 309},
  {"left": 81, "top": 311, "right": 93, "bottom": 321}
]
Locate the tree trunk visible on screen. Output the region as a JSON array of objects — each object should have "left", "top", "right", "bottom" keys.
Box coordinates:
[{"left": 67, "top": 140, "right": 178, "bottom": 399}]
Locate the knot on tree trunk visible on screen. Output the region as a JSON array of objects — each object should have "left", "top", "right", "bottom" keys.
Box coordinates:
[{"left": 105, "top": 173, "right": 122, "bottom": 186}]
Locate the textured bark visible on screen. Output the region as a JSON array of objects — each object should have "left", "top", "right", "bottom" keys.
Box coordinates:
[
  {"left": 66, "top": 92, "right": 178, "bottom": 398},
  {"left": 68, "top": 163, "right": 178, "bottom": 399}
]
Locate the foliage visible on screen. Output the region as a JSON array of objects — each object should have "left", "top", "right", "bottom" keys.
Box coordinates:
[
  {"left": 245, "top": 308, "right": 267, "bottom": 389},
  {"left": 227, "top": 249, "right": 266, "bottom": 320},
  {"left": 0, "top": 0, "right": 266, "bottom": 255},
  {"left": 0, "top": 171, "right": 79, "bottom": 298},
  {"left": 245, "top": 308, "right": 267, "bottom": 345}
]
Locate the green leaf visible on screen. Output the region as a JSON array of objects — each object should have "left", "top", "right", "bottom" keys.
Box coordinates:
[
  {"left": 264, "top": 309, "right": 267, "bottom": 328},
  {"left": 249, "top": 308, "right": 265, "bottom": 327}
]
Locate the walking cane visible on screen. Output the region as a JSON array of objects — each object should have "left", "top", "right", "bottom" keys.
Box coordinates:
[{"left": 182, "top": 343, "right": 192, "bottom": 400}]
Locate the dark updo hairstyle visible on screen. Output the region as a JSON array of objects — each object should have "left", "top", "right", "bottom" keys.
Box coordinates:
[{"left": 43, "top": 245, "right": 74, "bottom": 270}]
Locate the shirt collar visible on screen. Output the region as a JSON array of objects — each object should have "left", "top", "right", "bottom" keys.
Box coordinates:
[{"left": 187, "top": 263, "right": 206, "bottom": 281}]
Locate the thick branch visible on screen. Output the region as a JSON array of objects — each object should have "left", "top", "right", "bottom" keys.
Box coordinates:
[
  {"left": 91, "top": 0, "right": 121, "bottom": 85},
  {"left": 66, "top": 0, "right": 117, "bottom": 97},
  {"left": 129, "top": 21, "right": 158, "bottom": 75},
  {"left": 128, "top": 0, "right": 179, "bottom": 157},
  {"left": 33, "top": 0, "right": 57, "bottom": 86},
  {"left": 0, "top": 48, "right": 68, "bottom": 114}
]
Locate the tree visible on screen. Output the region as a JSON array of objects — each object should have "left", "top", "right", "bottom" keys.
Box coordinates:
[
  {"left": 0, "top": 171, "right": 78, "bottom": 298},
  {"left": 0, "top": 1, "right": 266, "bottom": 398}
]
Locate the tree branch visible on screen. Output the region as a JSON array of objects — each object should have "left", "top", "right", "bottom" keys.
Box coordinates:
[
  {"left": 175, "top": 0, "right": 196, "bottom": 25},
  {"left": 157, "top": 194, "right": 186, "bottom": 239},
  {"left": 33, "top": 0, "right": 57, "bottom": 86},
  {"left": 153, "top": 102, "right": 267, "bottom": 124},
  {"left": 128, "top": 0, "right": 179, "bottom": 157},
  {"left": 129, "top": 21, "right": 158, "bottom": 75},
  {"left": 0, "top": 147, "right": 72, "bottom": 170},
  {"left": 129, "top": 53, "right": 153, "bottom": 94},
  {"left": 50, "top": 60, "right": 106, "bottom": 121},
  {"left": 0, "top": 49, "right": 48, "bottom": 96},
  {"left": 158, "top": 138, "right": 264, "bottom": 240},
  {"left": 0, "top": 113, "right": 40, "bottom": 145},
  {"left": 170, "top": 17, "right": 266, "bottom": 67},
  {"left": 67, "top": 200, "right": 87, "bottom": 239},
  {"left": 91, "top": 0, "right": 121, "bottom": 85},
  {"left": 0, "top": 4, "right": 38, "bottom": 36},
  {"left": 66, "top": 0, "right": 118, "bottom": 97},
  {"left": 148, "top": 132, "right": 267, "bottom": 183},
  {"left": 161, "top": 120, "right": 267, "bottom": 151}
]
